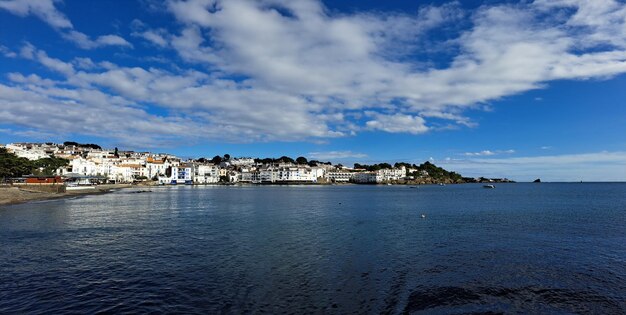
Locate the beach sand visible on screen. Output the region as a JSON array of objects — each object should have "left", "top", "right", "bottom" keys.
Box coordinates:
[{"left": 0, "top": 184, "right": 132, "bottom": 206}]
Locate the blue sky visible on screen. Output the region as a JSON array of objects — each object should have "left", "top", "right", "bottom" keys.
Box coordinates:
[{"left": 0, "top": 0, "right": 625, "bottom": 181}]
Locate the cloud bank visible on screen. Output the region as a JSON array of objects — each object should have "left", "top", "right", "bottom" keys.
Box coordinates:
[
  {"left": 0, "top": 0, "right": 132, "bottom": 49},
  {"left": 439, "top": 151, "right": 626, "bottom": 182},
  {"left": 1, "top": 0, "right": 626, "bottom": 146}
]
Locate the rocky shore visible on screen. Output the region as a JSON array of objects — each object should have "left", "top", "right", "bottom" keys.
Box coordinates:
[{"left": 0, "top": 184, "right": 132, "bottom": 206}]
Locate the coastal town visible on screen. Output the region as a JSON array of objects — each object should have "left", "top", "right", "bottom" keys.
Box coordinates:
[{"left": 1, "top": 142, "right": 513, "bottom": 187}]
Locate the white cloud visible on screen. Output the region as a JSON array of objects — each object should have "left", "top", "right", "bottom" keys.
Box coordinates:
[
  {"left": 18, "top": 44, "right": 75, "bottom": 76},
  {"left": 464, "top": 150, "right": 496, "bottom": 156},
  {"left": 439, "top": 151, "right": 626, "bottom": 182},
  {"left": 307, "top": 151, "right": 367, "bottom": 160},
  {"left": 96, "top": 35, "right": 133, "bottom": 47},
  {"left": 133, "top": 29, "right": 169, "bottom": 47},
  {"left": 2, "top": 0, "right": 626, "bottom": 145},
  {"left": 72, "top": 57, "right": 96, "bottom": 70},
  {"left": 5, "top": 44, "right": 345, "bottom": 143},
  {"left": 0, "top": 45, "right": 17, "bottom": 58},
  {"left": 0, "top": 0, "right": 72, "bottom": 29},
  {"left": 62, "top": 31, "right": 133, "bottom": 49},
  {"left": 365, "top": 112, "right": 429, "bottom": 134},
  {"left": 130, "top": 19, "right": 170, "bottom": 47},
  {"left": 34, "top": 49, "right": 75, "bottom": 76},
  {"left": 0, "top": 82, "right": 207, "bottom": 147},
  {"left": 463, "top": 149, "right": 515, "bottom": 156},
  {"left": 7, "top": 73, "right": 55, "bottom": 86},
  {"left": 534, "top": 0, "right": 626, "bottom": 49},
  {"left": 0, "top": 0, "right": 132, "bottom": 49},
  {"left": 158, "top": 0, "right": 626, "bottom": 136}
]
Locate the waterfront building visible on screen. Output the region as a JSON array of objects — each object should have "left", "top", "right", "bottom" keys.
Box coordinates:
[
  {"left": 146, "top": 157, "right": 169, "bottom": 179},
  {"left": 195, "top": 164, "right": 220, "bottom": 184},
  {"left": 353, "top": 172, "right": 383, "bottom": 183},
  {"left": 246, "top": 166, "right": 324, "bottom": 183},
  {"left": 70, "top": 157, "right": 99, "bottom": 176},
  {"left": 159, "top": 165, "right": 193, "bottom": 185},
  {"left": 377, "top": 166, "right": 406, "bottom": 181},
  {"left": 325, "top": 171, "right": 354, "bottom": 182}
]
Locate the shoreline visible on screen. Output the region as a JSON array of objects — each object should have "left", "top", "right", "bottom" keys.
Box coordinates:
[{"left": 0, "top": 184, "right": 133, "bottom": 207}]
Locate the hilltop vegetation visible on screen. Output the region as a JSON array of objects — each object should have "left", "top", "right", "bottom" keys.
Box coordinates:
[
  {"left": 354, "top": 161, "right": 463, "bottom": 183},
  {"left": 0, "top": 148, "right": 68, "bottom": 178},
  {"left": 63, "top": 141, "right": 102, "bottom": 150}
]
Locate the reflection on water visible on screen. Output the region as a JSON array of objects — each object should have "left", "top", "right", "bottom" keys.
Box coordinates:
[{"left": 1, "top": 184, "right": 625, "bottom": 314}]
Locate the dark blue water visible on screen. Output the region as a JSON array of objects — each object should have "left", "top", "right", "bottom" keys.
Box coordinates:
[{"left": 1, "top": 183, "right": 625, "bottom": 314}]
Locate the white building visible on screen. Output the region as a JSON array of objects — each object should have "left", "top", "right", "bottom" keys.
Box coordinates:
[
  {"left": 245, "top": 166, "right": 324, "bottom": 183},
  {"left": 146, "top": 157, "right": 169, "bottom": 179},
  {"left": 5, "top": 143, "right": 53, "bottom": 160},
  {"left": 229, "top": 158, "right": 255, "bottom": 166},
  {"left": 325, "top": 171, "right": 353, "bottom": 182},
  {"left": 228, "top": 171, "right": 240, "bottom": 183},
  {"left": 111, "top": 164, "right": 145, "bottom": 183},
  {"left": 240, "top": 170, "right": 261, "bottom": 183},
  {"left": 159, "top": 165, "right": 193, "bottom": 185},
  {"left": 353, "top": 172, "right": 382, "bottom": 183},
  {"left": 70, "top": 157, "right": 99, "bottom": 176},
  {"left": 377, "top": 166, "right": 406, "bottom": 181},
  {"left": 195, "top": 164, "right": 220, "bottom": 184}
]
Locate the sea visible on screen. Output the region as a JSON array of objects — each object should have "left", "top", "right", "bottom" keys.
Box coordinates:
[{"left": 1, "top": 183, "right": 624, "bottom": 314}]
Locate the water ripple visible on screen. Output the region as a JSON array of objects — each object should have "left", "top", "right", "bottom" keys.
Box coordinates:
[{"left": 1, "top": 184, "right": 625, "bottom": 313}]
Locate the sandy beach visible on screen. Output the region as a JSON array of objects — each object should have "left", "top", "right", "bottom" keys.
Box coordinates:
[{"left": 0, "top": 184, "right": 132, "bottom": 206}]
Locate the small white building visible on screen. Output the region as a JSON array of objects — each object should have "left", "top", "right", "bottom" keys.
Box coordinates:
[
  {"left": 325, "top": 171, "right": 353, "bottom": 182},
  {"left": 353, "top": 172, "right": 382, "bottom": 183},
  {"left": 229, "top": 158, "right": 255, "bottom": 166},
  {"left": 377, "top": 166, "right": 406, "bottom": 181},
  {"left": 146, "top": 157, "right": 169, "bottom": 179},
  {"left": 159, "top": 165, "right": 193, "bottom": 185},
  {"left": 70, "top": 157, "right": 99, "bottom": 176},
  {"left": 6, "top": 143, "right": 51, "bottom": 160},
  {"left": 195, "top": 164, "right": 220, "bottom": 184}
]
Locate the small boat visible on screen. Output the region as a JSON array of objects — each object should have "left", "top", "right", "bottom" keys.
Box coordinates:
[
  {"left": 438, "top": 183, "right": 445, "bottom": 186},
  {"left": 420, "top": 214, "right": 426, "bottom": 218},
  {"left": 409, "top": 186, "right": 417, "bottom": 189},
  {"left": 483, "top": 184, "right": 495, "bottom": 189}
]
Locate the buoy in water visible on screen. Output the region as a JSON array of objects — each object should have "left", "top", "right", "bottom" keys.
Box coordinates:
[{"left": 420, "top": 214, "right": 426, "bottom": 219}]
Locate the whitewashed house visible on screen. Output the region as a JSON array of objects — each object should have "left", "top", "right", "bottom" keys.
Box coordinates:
[
  {"left": 353, "top": 172, "right": 382, "bottom": 183},
  {"left": 159, "top": 165, "right": 193, "bottom": 185},
  {"left": 325, "top": 171, "right": 354, "bottom": 182},
  {"left": 195, "top": 164, "right": 220, "bottom": 184},
  {"left": 377, "top": 166, "right": 406, "bottom": 181}
]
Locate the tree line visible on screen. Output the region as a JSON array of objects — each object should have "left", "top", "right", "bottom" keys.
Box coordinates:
[
  {"left": 63, "top": 141, "right": 102, "bottom": 150},
  {"left": 194, "top": 154, "right": 333, "bottom": 167},
  {"left": 354, "top": 161, "right": 463, "bottom": 181},
  {"left": 0, "top": 148, "right": 68, "bottom": 179}
]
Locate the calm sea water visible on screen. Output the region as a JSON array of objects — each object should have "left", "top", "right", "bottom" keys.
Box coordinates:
[{"left": 1, "top": 183, "right": 625, "bottom": 314}]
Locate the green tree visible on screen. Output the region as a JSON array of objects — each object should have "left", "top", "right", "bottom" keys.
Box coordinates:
[
  {"left": 0, "top": 148, "right": 34, "bottom": 178},
  {"left": 211, "top": 155, "right": 223, "bottom": 164},
  {"left": 32, "top": 157, "right": 69, "bottom": 175},
  {"left": 296, "top": 156, "right": 308, "bottom": 165},
  {"left": 278, "top": 156, "right": 295, "bottom": 164},
  {"left": 64, "top": 141, "right": 102, "bottom": 150}
]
